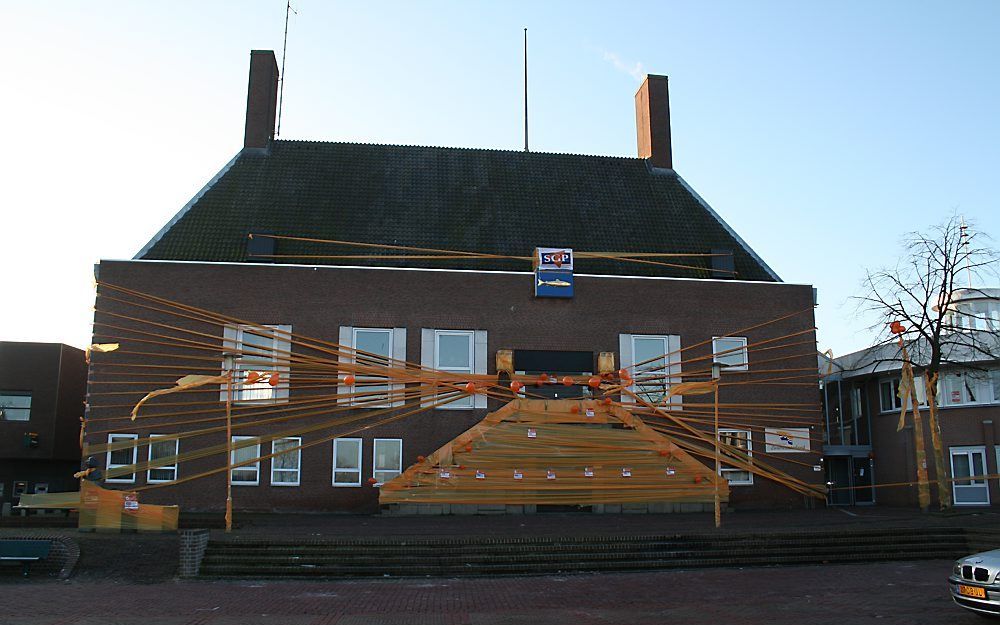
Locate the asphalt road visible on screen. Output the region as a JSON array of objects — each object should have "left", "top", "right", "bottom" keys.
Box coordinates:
[{"left": 0, "top": 560, "right": 985, "bottom": 625}]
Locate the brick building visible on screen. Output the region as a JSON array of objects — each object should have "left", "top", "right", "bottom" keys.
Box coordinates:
[
  {"left": 824, "top": 288, "right": 1000, "bottom": 508},
  {"left": 0, "top": 342, "right": 86, "bottom": 513},
  {"left": 84, "top": 50, "right": 821, "bottom": 514}
]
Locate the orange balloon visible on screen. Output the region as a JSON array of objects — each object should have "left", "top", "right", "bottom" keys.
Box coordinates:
[
  {"left": 587, "top": 376, "right": 601, "bottom": 388},
  {"left": 539, "top": 373, "right": 550, "bottom": 382},
  {"left": 658, "top": 449, "right": 669, "bottom": 457},
  {"left": 562, "top": 376, "right": 574, "bottom": 386},
  {"left": 464, "top": 382, "right": 477, "bottom": 394},
  {"left": 417, "top": 455, "right": 426, "bottom": 462},
  {"left": 245, "top": 371, "right": 261, "bottom": 385},
  {"left": 618, "top": 368, "right": 631, "bottom": 381},
  {"left": 344, "top": 374, "right": 356, "bottom": 386},
  {"left": 268, "top": 372, "right": 280, "bottom": 387},
  {"left": 570, "top": 405, "right": 580, "bottom": 414},
  {"left": 603, "top": 397, "right": 613, "bottom": 405},
  {"left": 694, "top": 476, "right": 703, "bottom": 484},
  {"left": 368, "top": 477, "right": 378, "bottom": 485},
  {"left": 510, "top": 380, "right": 524, "bottom": 393},
  {"left": 465, "top": 445, "right": 472, "bottom": 452}
]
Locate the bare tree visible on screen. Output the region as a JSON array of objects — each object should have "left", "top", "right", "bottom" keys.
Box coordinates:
[{"left": 854, "top": 214, "right": 999, "bottom": 510}]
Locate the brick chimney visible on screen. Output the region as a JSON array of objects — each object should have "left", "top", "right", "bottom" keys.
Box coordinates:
[
  {"left": 244, "top": 50, "right": 279, "bottom": 149},
  {"left": 634, "top": 74, "right": 672, "bottom": 169}
]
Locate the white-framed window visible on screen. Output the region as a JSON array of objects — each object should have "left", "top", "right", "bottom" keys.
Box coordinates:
[
  {"left": 373, "top": 438, "right": 402, "bottom": 485},
  {"left": 0, "top": 391, "right": 31, "bottom": 421},
  {"left": 147, "top": 435, "right": 178, "bottom": 483},
  {"left": 939, "top": 370, "right": 996, "bottom": 407},
  {"left": 719, "top": 429, "right": 753, "bottom": 485},
  {"left": 421, "top": 329, "right": 488, "bottom": 409},
  {"left": 332, "top": 438, "right": 363, "bottom": 487},
  {"left": 996, "top": 446, "right": 1000, "bottom": 489},
  {"left": 879, "top": 375, "right": 928, "bottom": 413},
  {"left": 619, "top": 334, "right": 682, "bottom": 406},
  {"left": 950, "top": 446, "right": 990, "bottom": 506},
  {"left": 231, "top": 436, "right": 261, "bottom": 486},
  {"left": 339, "top": 327, "right": 407, "bottom": 408},
  {"left": 271, "top": 437, "right": 301, "bottom": 486},
  {"left": 878, "top": 377, "right": 901, "bottom": 413},
  {"left": 712, "top": 336, "right": 748, "bottom": 371},
  {"left": 221, "top": 324, "right": 291, "bottom": 404},
  {"left": 105, "top": 433, "right": 138, "bottom": 483}
]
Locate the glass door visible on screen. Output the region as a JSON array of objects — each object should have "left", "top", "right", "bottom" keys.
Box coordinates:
[
  {"left": 950, "top": 446, "right": 990, "bottom": 505},
  {"left": 852, "top": 456, "right": 875, "bottom": 505},
  {"left": 826, "top": 456, "right": 852, "bottom": 506}
]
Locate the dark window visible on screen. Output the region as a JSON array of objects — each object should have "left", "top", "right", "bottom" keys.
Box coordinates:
[{"left": 0, "top": 391, "right": 31, "bottom": 421}]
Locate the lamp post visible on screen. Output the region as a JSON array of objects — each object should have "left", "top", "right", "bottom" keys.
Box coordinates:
[
  {"left": 712, "top": 362, "right": 722, "bottom": 529},
  {"left": 223, "top": 353, "right": 235, "bottom": 533}
]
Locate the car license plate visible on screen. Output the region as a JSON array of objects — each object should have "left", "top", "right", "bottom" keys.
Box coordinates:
[{"left": 959, "top": 584, "right": 987, "bottom": 599}]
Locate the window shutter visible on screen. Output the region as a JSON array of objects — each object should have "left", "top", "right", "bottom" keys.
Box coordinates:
[
  {"left": 474, "top": 330, "right": 488, "bottom": 409},
  {"left": 391, "top": 328, "right": 407, "bottom": 407},
  {"left": 220, "top": 325, "right": 239, "bottom": 403},
  {"left": 618, "top": 333, "right": 633, "bottom": 404},
  {"left": 667, "top": 334, "right": 683, "bottom": 408},
  {"left": 338, "top": 326, "right": 352, "bottom": 405},
  {"left": 421, "top": 329, "right": 435, "bottom": 408},
  {"left": 274, "top": 324, "right": 292, "bottom": 402}
]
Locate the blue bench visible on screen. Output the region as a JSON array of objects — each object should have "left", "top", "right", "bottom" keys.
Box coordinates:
[{"left": 0, "top": 539, "right": 51, "bottom": 577}]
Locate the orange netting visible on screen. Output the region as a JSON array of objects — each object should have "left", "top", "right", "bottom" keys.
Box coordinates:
[
  {"left": 16, "top": 482, "right": 178, "bottom": 532},
  {"left": 379, "top": 399, "right": 727, "bottom": 506}
]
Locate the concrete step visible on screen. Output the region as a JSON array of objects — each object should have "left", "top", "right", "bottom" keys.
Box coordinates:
[
  {"left": 199, "top": 549, "right": 966, "bottom": 578},
  {"left": 202, "top": 537, "right": 967, "bottom": 561},
  {"left": 201, "top": 545, "right": 965, "bottom": 569},
  {"left": 208, "top": 526, "right": 964, "bottom": 549},
  {"left": 206, "top": 531, "right": 966, "bottom": 554}
]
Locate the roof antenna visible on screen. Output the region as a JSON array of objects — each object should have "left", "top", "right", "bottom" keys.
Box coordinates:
[
  {"left": 959, "top": 215, "right": 973, "bottom": 288},
  {"left": 523, "top": 27, "right": 529, "bottom": 152},
  {"left": 276, "top": 1, "right": 297, "bottom": 138}
]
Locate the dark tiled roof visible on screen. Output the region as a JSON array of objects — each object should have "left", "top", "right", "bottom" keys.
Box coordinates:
[{"left": 138, "top": 140, "right": 778, "bottom": 281}]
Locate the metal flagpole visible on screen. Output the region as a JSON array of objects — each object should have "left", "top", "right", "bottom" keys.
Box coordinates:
[
  {"left": 224, "top": 354, "right": 234, "bottom": 532},
  {"left": 523, "top": 27, "right": 529, "bottom": 152},
  {"left": 712, "top": 362, "right": 722, "bottom": 528}
]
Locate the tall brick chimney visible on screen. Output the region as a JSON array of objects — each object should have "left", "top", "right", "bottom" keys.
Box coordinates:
[
  {"left": 634, "top": 74, "right": 672, "bottom": 169},
  {"left": 244, "top": 50, "right": 279, "bottom": 149}
]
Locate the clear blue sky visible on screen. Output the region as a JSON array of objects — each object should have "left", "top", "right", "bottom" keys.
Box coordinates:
[{"left": 2, "top": 1, "right": 998, "bottom": 356}]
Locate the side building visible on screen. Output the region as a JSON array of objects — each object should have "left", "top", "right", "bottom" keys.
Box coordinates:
[
  {"left": 0, "top": 342, "right": 87, "bottom": 514},
  {"left": 827, "top": 288, "right": 1000, "bottom": 508},
  {"left": 84, "top": 50, "right": 822, "bottom": 514}
]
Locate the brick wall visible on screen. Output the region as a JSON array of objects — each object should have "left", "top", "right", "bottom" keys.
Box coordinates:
[
  {"left": 178, "top": 529, "right": 210, "bottom": 577},
  {"left": 86, "top": 260, "right": 820, "bottom": 513}
]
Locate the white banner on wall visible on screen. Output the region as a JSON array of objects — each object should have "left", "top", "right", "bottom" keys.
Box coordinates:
[{"left": 764, "top": 427, "right": 811, "bottom": 453}]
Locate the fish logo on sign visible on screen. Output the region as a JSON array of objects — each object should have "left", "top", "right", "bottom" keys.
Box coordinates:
[{"left": 537, "top": 277, "right": 572, "bottom": 288}]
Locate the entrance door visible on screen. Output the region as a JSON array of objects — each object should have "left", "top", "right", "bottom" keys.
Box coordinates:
[
  {"left": 852, "top": 456, "right": 875, "bottom": 504},
  {"left": 950, "top": 446, "right": 990, "bottom": 506},
  {"left": 826, "top": 456, "right": 852, "bottom": 505}
]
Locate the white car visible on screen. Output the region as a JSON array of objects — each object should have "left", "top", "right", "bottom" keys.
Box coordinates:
[{"left": 951, "top": 550, "right": 1000, "bottom": 617}]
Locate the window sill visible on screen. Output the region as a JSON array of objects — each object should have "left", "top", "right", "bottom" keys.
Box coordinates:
[{"left": 332, "top": 483, "right": 363, "bottom": 488}]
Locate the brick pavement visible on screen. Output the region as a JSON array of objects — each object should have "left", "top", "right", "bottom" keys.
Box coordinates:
[{"left": 0, "top": 560, "right": 983, "bottom": 625}]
